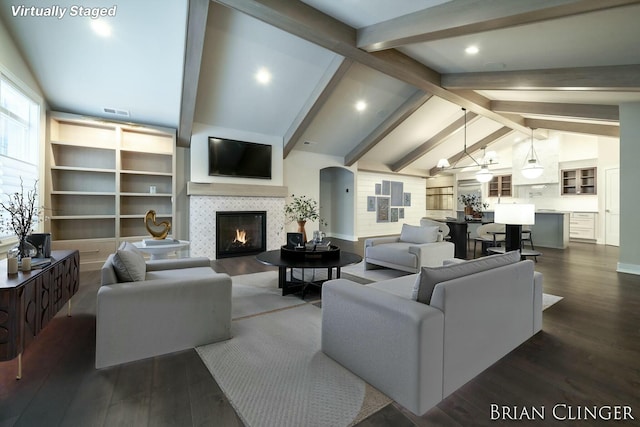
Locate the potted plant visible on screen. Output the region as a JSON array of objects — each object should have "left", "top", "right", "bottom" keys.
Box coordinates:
[
  {"left": 458, "top": 194, "right": 489, "bottom": 220},
  {"left": 284, "top": 194, "right": 325, "bottom": 243},
  {"left": 0, "top": 179, "right": 41, "bottom": 259}
]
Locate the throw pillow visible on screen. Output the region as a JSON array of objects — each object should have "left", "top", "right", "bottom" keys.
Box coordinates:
[
  {"left": 118, "top": 240, "right": 144, "bottom": 256},
  {"left": 400, "top": 224, "right": 439, "bottom": 244},
  {"left": 411, "top": 250, "right": 521, "bottom": 304},
  {"left": 112, "top": 249, "right": 146, "bottom": 282}
]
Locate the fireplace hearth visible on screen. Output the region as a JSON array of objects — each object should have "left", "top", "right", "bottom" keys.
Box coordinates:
[{"left": 216, "top": 211, "right": 267, "bottom": 258}]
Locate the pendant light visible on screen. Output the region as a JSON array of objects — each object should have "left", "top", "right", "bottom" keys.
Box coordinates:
[
  {"left": 437, "top": 108, "right": 494, "bottom": 183},
  {"left": 522, "top": 128, "right": 544, "bottom": 179},
  {"left": 475, "top": 164, "right": 494, "bottom": 182}
]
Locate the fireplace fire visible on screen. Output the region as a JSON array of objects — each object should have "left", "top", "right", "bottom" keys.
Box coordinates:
[
  {"left": 216, "top": 211, "right": 267, "bottom": 258},
  {"left": 234, "top": 229, "right": 248, "bottom": 245}
]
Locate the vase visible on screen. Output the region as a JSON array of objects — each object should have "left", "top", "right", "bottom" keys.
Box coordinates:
[
  {"left": 15, "top": 238, "right": 37, "bottom": 260},
  {"left": 464, "top": 206, "right": 474, "bottom": 216},
  {"left": 297, "top": 220, "right": 307, "bottom": 243}
]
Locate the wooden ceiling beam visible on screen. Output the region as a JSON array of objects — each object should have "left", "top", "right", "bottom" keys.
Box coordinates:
[
  {"left": 524, "top": 118, "right": 619, "bottom": 137},
  {"left": 492, "top": 100, "right": 619, "bottom": 122},
  {"left": 283, "top": 57, "right": 353, "bottom": 158},
  {"left": 428, "top": 127, "right": 514, "bottom": 176},
  {"left": 177, "top": 0, "right": 210, "bottom": 147},
  {"left": 358, "top": 0, "right": 640, "bottom": 52},
  {"left": 391, "top": 111, "right": 480, "bottom": 172},
  {"left": 344, "top": 91, "right": 433, "bottom": 166},
  {"left": 442, "top": 64, "right": 640, "bottom": 91},
  {"left": 213, "top": 0, "right": 535, "bottom": 137}
]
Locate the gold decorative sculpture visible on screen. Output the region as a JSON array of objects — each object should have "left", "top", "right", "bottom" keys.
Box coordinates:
[{"left": 144, "top": 210, "right": 171, "bottom": 240}]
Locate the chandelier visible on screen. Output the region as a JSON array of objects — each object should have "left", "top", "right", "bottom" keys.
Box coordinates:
[{"left": 437, "top": 108, "right": 495, "bottom": 183}]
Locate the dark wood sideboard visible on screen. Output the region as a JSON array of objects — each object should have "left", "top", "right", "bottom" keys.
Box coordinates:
[{"left": 0, "top": 250, "right": 79, "bottom": 378}]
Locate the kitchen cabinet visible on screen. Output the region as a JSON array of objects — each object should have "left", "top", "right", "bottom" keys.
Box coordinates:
[{"left": 561, "top": 168, "right": 596, "bottom": 195}]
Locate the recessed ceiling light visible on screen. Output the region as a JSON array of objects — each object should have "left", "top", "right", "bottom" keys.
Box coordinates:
[
  {"left": 355, "top": 100, "right": 367, "bottom": 112},
  {"left": 465, "top": 46, "right": 479, "bottom": 55},
  {"left": 91, "top": 20, "right": 112, "bottom": 37},
  {"left": 255, "top": 68, "right": 271, "bottom": 85}
]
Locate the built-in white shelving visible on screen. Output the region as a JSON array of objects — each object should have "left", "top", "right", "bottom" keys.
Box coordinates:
[{"left": 45, "top": 111, "right": 176, "bottom": 270}]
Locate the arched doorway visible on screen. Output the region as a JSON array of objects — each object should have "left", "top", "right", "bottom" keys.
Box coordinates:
[{"left": 319, "top": 167, "right": 355, "bottom": 241}]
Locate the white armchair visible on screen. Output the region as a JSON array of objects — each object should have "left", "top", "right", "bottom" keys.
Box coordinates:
[{"left": 365, "top": 223, "right": 455, "bottom": 273}]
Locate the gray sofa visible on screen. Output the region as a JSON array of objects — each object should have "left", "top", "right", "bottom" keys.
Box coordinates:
[
  {"left": 364, "top": 221, "right": 455, "bottom": 273},
  {"left": 321, "top": 257, "right": 543, "bottom": 415},
  {"left": 96, "top": 251, "right": 232, "bottom": 369}
]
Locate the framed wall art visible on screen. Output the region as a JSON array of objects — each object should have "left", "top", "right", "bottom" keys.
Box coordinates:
[
  {"left": 367, "top": 196, "right": 376, "bottom": 212},
  {"left": 376, "top": 197, "right": 390, "bottom": 222}
]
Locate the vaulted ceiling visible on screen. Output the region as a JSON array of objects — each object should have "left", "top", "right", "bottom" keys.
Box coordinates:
[{"left": 2, "top": 0, "right": 638, "bottom": 177}]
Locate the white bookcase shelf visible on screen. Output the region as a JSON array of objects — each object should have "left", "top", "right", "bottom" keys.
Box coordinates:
[{"left": 45, "top": 112, "right": 176, "bottom": 270}]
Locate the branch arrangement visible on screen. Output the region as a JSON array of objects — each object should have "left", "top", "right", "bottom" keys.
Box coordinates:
[{"left": 0, "top": 178, "right": 40, "bottom": 241}]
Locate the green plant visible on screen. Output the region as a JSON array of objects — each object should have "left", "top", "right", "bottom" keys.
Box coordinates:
[
  {"left": 458, "top": 194, "right": 489, "bottom": 213},
  {"left": 284, "top": 194, "right": 326, "bottom": 224}
]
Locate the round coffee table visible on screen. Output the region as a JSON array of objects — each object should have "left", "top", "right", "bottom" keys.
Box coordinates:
[{"left": 256, "top": 249, "right": 362, "bottom": 297}]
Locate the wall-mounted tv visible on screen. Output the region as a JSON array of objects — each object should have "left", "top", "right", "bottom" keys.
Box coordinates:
[{"left": 208, "top": 137, "right": 272, "bottom": 179}]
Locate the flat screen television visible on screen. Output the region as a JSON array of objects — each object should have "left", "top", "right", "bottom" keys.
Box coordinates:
[{"left": 208, "top": 137, "right": 272, "bottom": 179}]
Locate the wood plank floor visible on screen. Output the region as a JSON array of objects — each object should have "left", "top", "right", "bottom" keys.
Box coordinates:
[{"left": 1, "top": 241, "right": 639, "bottom": 426}]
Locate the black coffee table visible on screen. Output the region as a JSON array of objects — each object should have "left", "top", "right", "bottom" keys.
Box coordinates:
[{"left": 256, "top": 249, "right": 362, "bottom": 297}]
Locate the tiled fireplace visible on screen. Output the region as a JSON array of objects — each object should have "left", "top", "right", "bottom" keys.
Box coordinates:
[{"left": 188, "top": 183, "right": 286, "bottom": 259}]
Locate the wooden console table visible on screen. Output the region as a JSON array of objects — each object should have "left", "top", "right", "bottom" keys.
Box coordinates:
[{"left": 0, "top": 250, "right": 79, "bottom": 379}]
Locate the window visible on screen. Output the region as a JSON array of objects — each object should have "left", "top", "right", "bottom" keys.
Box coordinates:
[
  {"left": 0, "top": 72, "right": 41, "bottom": 240},
  {"left": 426, "top": 186, "right": 454, "bottom": 210}
]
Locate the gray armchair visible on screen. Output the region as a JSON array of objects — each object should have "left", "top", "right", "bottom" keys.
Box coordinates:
[
  {"left": 364, "top": 223, "right": 455, "bottom": 273},
  {"left": 96, "top": 245, "right": 232, "bottom": 369}
]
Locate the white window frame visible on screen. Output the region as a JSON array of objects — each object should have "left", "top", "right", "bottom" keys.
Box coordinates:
[{"left": 0, "top": 68, "right": 44, "bottom": 249}]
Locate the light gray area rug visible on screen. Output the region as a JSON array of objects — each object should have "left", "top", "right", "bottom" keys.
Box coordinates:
[
  {"left": 197, "top": 303, "right": 391, "bottom": 427},
  {"left": 341, "top": 261, "right": 410, "bottom": 282},
  {"left": 231, "top": 271, "right": 305, "bottom": 319},
  {"left": 543, "top": 293, "right": 563, "bottom": 310}
]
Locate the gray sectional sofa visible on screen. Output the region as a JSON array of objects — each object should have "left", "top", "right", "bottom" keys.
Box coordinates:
[{"left": 321, "top": 255, "right": 543, "bottom": 415}]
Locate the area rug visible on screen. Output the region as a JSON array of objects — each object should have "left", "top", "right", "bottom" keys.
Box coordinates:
[
  {"left": 542, "top": 293, "right": 563, "bottom": 310},
  {"left": 341, "top": 261, "right": 410, "bottom": 283},
  {"left": 231, "top": 271, "right": 305, "bottom": 319},
  {"left": 197, "top": 303, "right": 391, "bottom": 427}
]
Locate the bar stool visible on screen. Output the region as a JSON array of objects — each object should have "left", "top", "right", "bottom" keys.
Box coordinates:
[{"left": 521, "top": 227, "right": 535, "bottom": 250}]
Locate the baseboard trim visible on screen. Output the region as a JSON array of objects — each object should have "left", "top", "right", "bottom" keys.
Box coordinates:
[
  {"left": 328, "top": 233, "right": 357, "bottom": 242},
  {"left": 616, "top": 262, "right": 640, "bottom": 275}
]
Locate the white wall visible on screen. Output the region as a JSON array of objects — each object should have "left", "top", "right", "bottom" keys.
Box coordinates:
[
  {"left": 0, "top": 19, "right": 42, "bottom": 95},
  {"left": 618, "top": 103, "right": 640, "bottom": 273},
  {"left": 357, "top": 171, "right": 426, "bottom": 238},
  {"left": 283, "top": 151, "right": 356, "bottom": 236},
  {"left": 190, "top": 122, "right": 284, "bottom": 186}
]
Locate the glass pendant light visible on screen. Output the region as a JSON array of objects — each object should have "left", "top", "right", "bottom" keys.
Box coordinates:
[
  {"left": 522, "top": 128, "right": 544, "bottom": 179},
  {"left": 475, "top": 165, "right": 493, "bottom": 182}
]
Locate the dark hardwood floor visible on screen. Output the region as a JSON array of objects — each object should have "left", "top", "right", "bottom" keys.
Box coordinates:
[{"left": 1, "top": 240, "right": 639, "bottom": 426}]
